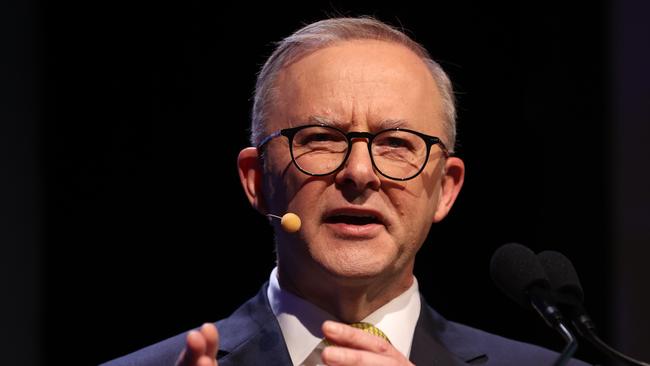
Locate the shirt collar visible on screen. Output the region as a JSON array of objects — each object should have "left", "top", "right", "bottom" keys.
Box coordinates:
[{"left": 267, "top": 267, "right": 421, "bottom": 365}]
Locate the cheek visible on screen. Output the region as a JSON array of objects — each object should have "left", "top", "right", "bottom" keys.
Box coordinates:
[
  {"left": 263, "top": 174, "right": 286, "bottom": 212},
  {"left": 285, "top": 179, "right": 330, "bottom": 217},
  {"left": 387, "top": 183, "right": 439, "bottom": 233},
  {"left": 263, "top": 157, "right": 306, "bottom": 211}
]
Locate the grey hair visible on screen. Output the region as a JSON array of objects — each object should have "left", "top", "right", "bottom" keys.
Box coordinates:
[{"left": 251, "top": 17, "right": 457, "bottom": 152}]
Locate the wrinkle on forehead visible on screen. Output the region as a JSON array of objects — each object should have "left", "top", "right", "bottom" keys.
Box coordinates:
[{"left": 269, "top": 40, "right": 445, "bottom": 136}]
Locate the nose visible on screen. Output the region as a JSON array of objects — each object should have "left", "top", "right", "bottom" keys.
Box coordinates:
[{"left": 334, "top": 138, "right": 381, "bottom": 192}]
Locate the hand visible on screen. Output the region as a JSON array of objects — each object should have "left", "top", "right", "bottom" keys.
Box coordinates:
[
  {"left": 175, "top": 323, "right": 219, "bottom": 366},
  {"left": 320, "top": 321, "right": 414, "bottom": 366}
]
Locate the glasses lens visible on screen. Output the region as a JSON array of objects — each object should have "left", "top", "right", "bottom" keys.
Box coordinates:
[
  {"left": 292, "top": 126, "right": 348, "bottom": 175},
  {"left": 372, "top": 130, "right": 427, "bottom": 179}
]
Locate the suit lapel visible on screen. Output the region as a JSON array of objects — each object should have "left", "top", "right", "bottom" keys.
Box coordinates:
[
  {"left": 216, "top": 284, "right": 293, "bottom": 366},
  {"left": 213, "top": 285, "right": 489, "bottom": 366},
  {"left": 409, "top": 297, "right": 468, "bottom": 365}
]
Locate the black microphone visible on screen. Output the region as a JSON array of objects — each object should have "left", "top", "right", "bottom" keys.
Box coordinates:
[
  {"left": 536, "top": 251, "right": 590, "bottom": 329},
  {"left": 538, "top": 250, "right": 650, "bottom": 366},
  {"left": 490, "top": 243, "right": 578, "bottom": 366}
]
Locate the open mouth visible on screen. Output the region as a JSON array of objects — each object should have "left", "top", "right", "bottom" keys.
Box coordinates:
[{"left": 324, "top": 214, "right": 382, "bottom": 226}]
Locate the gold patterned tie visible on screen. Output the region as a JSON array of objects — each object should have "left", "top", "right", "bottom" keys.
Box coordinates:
[{"left": 324, "top": 322, "right": 391, "bottom": 345}]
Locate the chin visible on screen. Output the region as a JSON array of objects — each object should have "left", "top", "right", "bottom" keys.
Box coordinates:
[{"left": 316, "top": 250, "right": 392, "bottom": 282}]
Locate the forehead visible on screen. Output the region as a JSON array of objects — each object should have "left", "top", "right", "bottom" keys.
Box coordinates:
[{"left": 269, "top": 40, "right": 445, "bottom": 135}]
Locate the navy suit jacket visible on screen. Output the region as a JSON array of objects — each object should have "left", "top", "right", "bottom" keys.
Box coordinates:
[{"left": 101, "top": 283, "right": 591, "bottom": 366}]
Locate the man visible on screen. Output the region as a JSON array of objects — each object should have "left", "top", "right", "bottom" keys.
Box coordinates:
[{"left": 103, "top": 17, "right": 590, "bottom": 366}]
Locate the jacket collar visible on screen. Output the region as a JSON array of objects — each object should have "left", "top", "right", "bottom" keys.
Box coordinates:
[
  {"left": 215, "top": 283, "right": 292, "bottom": 366},
  {"left": 413, "top": 296, "right": 488, "bottom": 364},
  {"left": 216, "top": 283, "right": 487, "bottom": 365}
]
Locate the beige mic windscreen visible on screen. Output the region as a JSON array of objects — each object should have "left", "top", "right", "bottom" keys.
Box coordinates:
[{"left": 267, "top": 212, "right": 301, "bottom": 233}]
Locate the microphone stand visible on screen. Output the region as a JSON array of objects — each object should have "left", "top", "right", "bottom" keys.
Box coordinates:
[
  {"left": 554, "top": 322, "right": 578, "bottom": 366},
  {"left": 571, "top": 314, "right": 650, "bottom": 366},
  {"left": 536, "top": 250, "right": 650, "bottom": 366},
  {"left": 528, "top": 288, "right": 578, "bottom": 366}
]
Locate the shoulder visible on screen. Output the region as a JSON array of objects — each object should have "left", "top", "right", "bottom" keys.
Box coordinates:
[
  {"left": 100, "top": 285, "right": 273, "bottom": 366},
  {"left": 98, "top": 331, "right": 187, "bottom": 366},
  {"left": 427, "top": 305, "right": 591, "bottom": 366},
  {"left": 449, "top": 320, "right": 589, "bottom": 365}
]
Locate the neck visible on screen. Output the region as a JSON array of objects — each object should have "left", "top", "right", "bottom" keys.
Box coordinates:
[{"left": 277, "top": 262, "right": 415, "bottom": 323}]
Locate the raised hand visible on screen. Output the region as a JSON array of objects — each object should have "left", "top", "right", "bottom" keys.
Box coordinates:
[
  {"left": 175, "top": 323, "right": 219, "bottom": 366},
  {"left": 320, "top": 321, "right": 414, "bottom": 366}
]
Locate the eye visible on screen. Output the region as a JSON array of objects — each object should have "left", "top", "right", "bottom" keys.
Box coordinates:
[
  {"left": 293, "top": 127, "right": 346, "bottom": 150},
  {"left": 376, "top": 136, "right": 414, "bottom": 151},
  {"left": 385, "top": 137, "right": 409, "bottom": 148},
  {"left": 305, "top": 132, "right": 337, "bottom": 142}
]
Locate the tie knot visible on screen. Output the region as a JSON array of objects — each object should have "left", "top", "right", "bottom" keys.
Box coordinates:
[
  {"left": 323, "top": 322, "right": 391, "bottom": 346},
  {"left": 348, "top": 322, "right": 391, "bottom": 343}
]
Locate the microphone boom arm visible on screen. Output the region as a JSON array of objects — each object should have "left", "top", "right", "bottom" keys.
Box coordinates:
[
  {"left": 528, "top": 287, "right": 578, "bottom": 366},
  {"left": 571, "top": 315, "right": 650, "bottom": 366}
]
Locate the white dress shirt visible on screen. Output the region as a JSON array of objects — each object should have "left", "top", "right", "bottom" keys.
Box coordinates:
[{"left": 267, "top": 267, "right": 421, "bottom": 366}]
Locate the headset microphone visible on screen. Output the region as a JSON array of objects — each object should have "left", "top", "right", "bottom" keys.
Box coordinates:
[{"left": 267, "top": 212, "right": 301, "bottom": 233}]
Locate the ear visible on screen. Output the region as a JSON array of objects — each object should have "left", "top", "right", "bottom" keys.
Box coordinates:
[
  {"left": 237, "top": 147, "right": 267, "bottom": 215},
  {"left": 432, "top": 156, "right": 465, "bottom": 223}
]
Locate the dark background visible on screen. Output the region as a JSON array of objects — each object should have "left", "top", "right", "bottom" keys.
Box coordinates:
[{"left": 2, "top": 1, "right": 649, "bottom": 365}]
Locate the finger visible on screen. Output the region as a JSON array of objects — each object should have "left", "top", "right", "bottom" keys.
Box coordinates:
[
  {"left": 322, "top": 346, "right": 402, "bottom": 366},
  {"left": 197, "top": 355, "right": 216, "bottom": 366},
  {"left": 322, "top": 321, "right": 390, "bottom": 354},
  {"left": 177, "top": 330, "right": 207, "bottom": 365},
  {"left": 200, "top": 323, "right": 219, "bottom": 359}
]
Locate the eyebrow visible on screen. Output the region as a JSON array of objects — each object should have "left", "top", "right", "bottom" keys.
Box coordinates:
[
  {"left": 307, "top": 115, "right": 338, "bottom": 126},
  {"left": 305, "top": 115, "right": 409, "bottom": 131}
]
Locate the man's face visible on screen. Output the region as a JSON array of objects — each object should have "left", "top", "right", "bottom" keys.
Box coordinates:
[{"left": 259, "top": 40, "right": 462, "bottom": 285}]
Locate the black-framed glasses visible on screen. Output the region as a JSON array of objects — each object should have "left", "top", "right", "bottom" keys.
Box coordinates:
[{"left": 257, "top": 124, "right": 449, "bottom": 181}]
